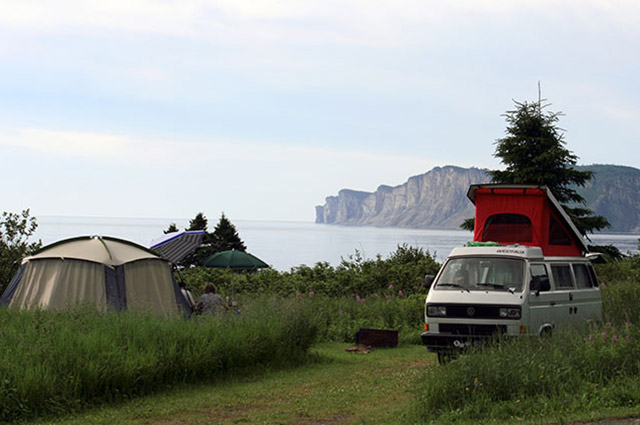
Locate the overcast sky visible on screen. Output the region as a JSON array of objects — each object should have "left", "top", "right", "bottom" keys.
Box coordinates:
[{"left": 1, "top": 0, "right": 638, "bottom": 222}]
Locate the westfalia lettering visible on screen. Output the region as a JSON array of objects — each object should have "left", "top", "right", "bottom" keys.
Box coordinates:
[{"left": 496, "top": 249, "right": 525, "bottom": 254}]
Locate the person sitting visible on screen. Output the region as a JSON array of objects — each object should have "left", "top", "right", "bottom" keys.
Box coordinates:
[{"left": 194, "top": 283, "right": 229, "bottom": 316}]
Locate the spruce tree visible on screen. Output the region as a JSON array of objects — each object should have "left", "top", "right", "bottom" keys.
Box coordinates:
[
  {"left": 211, "top": 213, "right": 246, "bottom": 252},
  {"left": 461, "top": 96, "right": 609, "bottom": 236},
  {"left": 180, "top": 212, "right": 215, "bottom": 267},
  {"left": 187, "top": 213, "right": 208, "bottom": 231},
  {"left": 489, "top": 98, "right": 609, "bottom": 235},
  {"left": 163, "top": 222, "right": 179, "bottom": 234}
]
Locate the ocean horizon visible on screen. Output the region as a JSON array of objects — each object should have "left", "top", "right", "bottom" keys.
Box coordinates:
[{"left": 32, "top": 216, "right": 640, "bottom": 271}]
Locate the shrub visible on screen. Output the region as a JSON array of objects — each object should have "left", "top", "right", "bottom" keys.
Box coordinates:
[{"left": 180, "top": 244, "right": 441, "bottom": 299}]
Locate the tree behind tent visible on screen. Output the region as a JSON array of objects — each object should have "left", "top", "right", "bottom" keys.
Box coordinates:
[
  {"left": 178, "top": 212, "right": 247, "bottom": 267},
  {"left": 211, "top": 213, "right": 246, "bottom": 252}
]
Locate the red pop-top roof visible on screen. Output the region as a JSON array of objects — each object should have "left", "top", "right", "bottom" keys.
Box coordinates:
[{"left": 467, "top": 184, "right": 587, "bottom": 257}]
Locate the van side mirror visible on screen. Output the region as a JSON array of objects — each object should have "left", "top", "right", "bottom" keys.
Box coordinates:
[
  {"left": 530, "top": 276, "right": 551, "bottom": 295},
  {"left": 424, "top": 275, "right": 435, "bottom": 289}
]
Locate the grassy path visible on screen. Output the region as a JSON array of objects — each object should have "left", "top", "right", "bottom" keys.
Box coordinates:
[{"left": 33, "top": 343, "right": 434, "bottom": 425}]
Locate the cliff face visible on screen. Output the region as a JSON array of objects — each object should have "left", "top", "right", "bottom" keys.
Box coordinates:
[
  {"left": 576, "top": 165, "right": 640, "bottom": 232},
  {"left": 316, "top": 166, "right": 489, "bottom": 229},
  {"left": 316, "top": 164, "right": 640, "bottom": 232}
]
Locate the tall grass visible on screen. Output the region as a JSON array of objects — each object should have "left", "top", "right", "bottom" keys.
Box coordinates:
[
  {"left": 291, "top": 293, "right": 425, "bottom": 345},
  {"left": 0, "top": 298, "right": 317, "bottom": 422},
  {"left": 407, "top": 265, "right": 640, "bottom": 424}
]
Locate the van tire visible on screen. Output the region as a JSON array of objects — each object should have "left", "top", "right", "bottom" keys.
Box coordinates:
[{"left": 540, "top": 326, "right": 553, "bottom": 338}]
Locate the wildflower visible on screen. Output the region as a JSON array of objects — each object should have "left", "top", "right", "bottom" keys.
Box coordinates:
[
  {"left": 388, "top": 284, "right": 394, "bottom": 290},
  {"left": 338, "top": 309, "right": 343, "bottom": 316},
  {"left": 515, "top": 399, "right": 521, "bottom": 404},
  {"left": 309, "top": 291, "right": 315, "bottom": 298},
  {"left": 398, "top": 290, "right": 404, "bottom": 297},
  {"left": 612, "top": 335, "right": 619, "bottom": 343},
  {"left": 601, "top": 332, "right": 608, "bottom": 340},
  {"left": 387, "top": 299, "right": 391, "bottom": 304},
  {"left": 626, "top": 322, "right": 634, "bottom": 329},
  {"left": 296, "top": 292, "right": 302, "bottom": 299},
  {"left": 356, "top": 295, "right": 361, "bottom": 302},
  {"left": 589, "top": 334, "right": 594, "bottom": 340},
  {"left": 360, "top": 298, "right": 366, "bottom": 303}
]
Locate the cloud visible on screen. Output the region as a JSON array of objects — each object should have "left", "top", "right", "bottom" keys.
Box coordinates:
[
  {"left": 0, "top": 127, "right": 131, "bottom": 159},
  {"left": 3, "top": 0, "right": 638, "bottom": 47}
]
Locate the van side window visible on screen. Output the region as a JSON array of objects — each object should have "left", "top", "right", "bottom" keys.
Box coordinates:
[
  {"left": 573, "top": 264, "right": 593, "bottom": 289},
  {"left": 551, "top": 264, "right": 574, "bottom": 289},
  {"left": 530, "top": 264, "right": 550, "bottom": 292},
  {"left": 587, "top": 264, "right": 599, "bottom": 287}
]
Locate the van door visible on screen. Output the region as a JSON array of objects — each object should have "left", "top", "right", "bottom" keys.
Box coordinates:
[
  {"left": 528, "top": 263, "right": 561, "bottom": 335},
  {"left": 571, "top": 262, "right": 602, "bottom": 323},
  {"left": 548, "top": 263, "right": 576, "bottom": 327}
]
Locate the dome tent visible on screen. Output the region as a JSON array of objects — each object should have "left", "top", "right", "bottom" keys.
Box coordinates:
[{"left": 0, "top": 236, "right": 190, "bottom": 317}]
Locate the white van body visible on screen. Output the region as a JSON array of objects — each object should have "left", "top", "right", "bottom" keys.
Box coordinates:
[{"left": 421, "top": 244, "right": 601, "bottom": 357}]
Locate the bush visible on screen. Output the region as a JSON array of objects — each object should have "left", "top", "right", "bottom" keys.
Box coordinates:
[{"left": 180, "top": 244, "right": 441, "bottom": 299}]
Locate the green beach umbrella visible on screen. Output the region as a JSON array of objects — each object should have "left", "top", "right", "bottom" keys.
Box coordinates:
[{"left": 201, "top": 249, "right": 269, "bottom": 270}]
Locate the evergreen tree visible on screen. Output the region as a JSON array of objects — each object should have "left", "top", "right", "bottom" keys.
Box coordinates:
[
  {"left": 187, "top": 212, "right": 208, "bottom": 231},
  {"left": 462, "top": 96, "right": 609, "bottom": 236},
  {"left": 211, "top": 213, "right": 246, "bottom": 252},
  {"left": 180, "top": 212, "right": 215, "bottom": 267},
  {"left": 163, "top": 222, "right": 179, "bottom": 234}
]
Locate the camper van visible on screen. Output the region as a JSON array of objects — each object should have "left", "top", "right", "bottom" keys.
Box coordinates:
[{"left": 421, "top": 184, "right": 602, "bottom": 362}]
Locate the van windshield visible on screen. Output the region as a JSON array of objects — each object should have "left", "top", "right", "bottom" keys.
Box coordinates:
[{"left": 435, "top": 257, "right": 525, "bottom": 293}]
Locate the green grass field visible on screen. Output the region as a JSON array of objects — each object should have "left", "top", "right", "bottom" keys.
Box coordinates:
[
  {"left": 26, "top": 343, "right": 432, "bottom": 425},
  {"left": 6, "top": 255, "right": 640, "bottom": 424}
]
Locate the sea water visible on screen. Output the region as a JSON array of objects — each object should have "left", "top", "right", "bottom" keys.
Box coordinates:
[{"left": 33, "top": 216, "right": 640, "bottom": 271}]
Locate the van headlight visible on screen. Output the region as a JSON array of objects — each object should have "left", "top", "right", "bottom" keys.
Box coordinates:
[
  {"left": 427, "top": 305, "right": 447, "bottom": 317},
  {"left": 499, "top": 307, "right": 521, "bottom": 319}
]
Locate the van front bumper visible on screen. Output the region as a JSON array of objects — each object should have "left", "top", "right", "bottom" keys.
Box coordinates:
[{"left": 421, "top": 332, "right": 493, "bottom": 352}]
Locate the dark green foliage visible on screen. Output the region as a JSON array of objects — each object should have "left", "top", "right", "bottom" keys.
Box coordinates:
[
  {"left": 459, "top": 217, "right": 475, "bottom": 232},
  {"left": 587, "top": 244, "right": 625, "bottom": 262},
  {"left": 210, "top": 212, "right": 246, "bottom": 253},
  {"left": 180, "top": 244, "right": 440, "bottom": 298},
  {"left": 163, "top": 222, "right": 179, "bottom": 234},
  {"left": 0, "top": 210, "right": 42, "bottom": 294},
  {"left": 0, "top": 299, "right": 317, "bottom": 422},
  {"left": 179, "top": 212, "right": 247, "bottom": 267},
  {"left": 489, "top": 98, "right": 609, "bottom": 235}
]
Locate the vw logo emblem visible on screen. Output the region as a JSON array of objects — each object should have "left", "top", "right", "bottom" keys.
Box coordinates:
[{"left": 466, "top": 307, "right": 476, "bottom": 317}]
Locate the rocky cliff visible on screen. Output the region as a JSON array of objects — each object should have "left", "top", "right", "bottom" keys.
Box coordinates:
[{"left": 315, "top": 164, "right": 640, "bottom": 232}]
